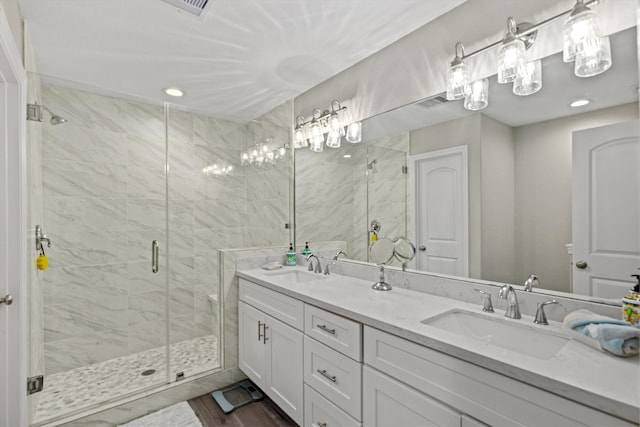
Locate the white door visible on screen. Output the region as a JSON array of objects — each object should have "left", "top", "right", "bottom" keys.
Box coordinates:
[
  {"left": 265, "top": 315, "right": 303, "bottom": 426},
  {"left": 572, "top": 120, "right": 640, "bottom": 298},
  {"left": 0, "top": 4, "right": 29, "bottom": 426},
  {"left": 411, "top": 146, "right": 468, "bottom": 276},
  {"left": 238, "top": 301, "right": 266, "bottom": 389}
]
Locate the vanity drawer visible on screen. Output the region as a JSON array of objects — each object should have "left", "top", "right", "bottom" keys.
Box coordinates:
[
  {"left": 239, "top": 279, "right": 303, "bottom": 330},
  {"left": 304, "top": 336, "right": 362, "bottom": 421},
  {"left": 305, "top": 304, "right": 362, "bottom": 361},
  {"left": 364, "top": 326, "right": 636, "bottom": 427},
  {"left": 304, "top": 384, "right": 361, "bottom": 427}
]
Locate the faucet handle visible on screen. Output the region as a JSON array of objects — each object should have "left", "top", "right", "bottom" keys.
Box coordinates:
[
  {"left": 534, "top": 299, "right": 558, "bottom": 325},
  {"left": 473, "top": 289, "right": 494, "bottom": 313}
]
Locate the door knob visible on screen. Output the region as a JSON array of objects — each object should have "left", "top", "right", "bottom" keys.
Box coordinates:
[
  {"left": 0, "top": 294, "right": 13, "bottom": 305},
  {"left": 419, "top": 245, "right": 426, "bottom": 251},
  {"left": 576, "top": 260, "right": 588, "bottom": 269}
]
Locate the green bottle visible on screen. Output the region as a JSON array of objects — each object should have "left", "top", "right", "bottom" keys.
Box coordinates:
[
  {"left": 302, "top": 242, "right": 311, "bottom": 256},
  {"left": 286, "top": 243, "right": 297, "bottom": 266}
]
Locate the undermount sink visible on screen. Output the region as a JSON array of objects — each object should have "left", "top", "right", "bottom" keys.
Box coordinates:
[
  {"left": 421, "top": 309, "right": 569, "bottom": 360},
  {"left": 263, "top": 268, "right": 325, "bottom": 283}
]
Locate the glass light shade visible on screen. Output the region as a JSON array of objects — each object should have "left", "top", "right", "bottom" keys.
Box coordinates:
[
  {"left": 563, "top": 5, "right": 600, "bottom": 63},
  {"left": 463, "top": 79, "right": 489, "bottom": 111},
  {"left": 309, "top": 121, "right": 324, "bottom": 152},
  {"left": 293, "top": 126, "right": 308, "bottom": 149},
  {"left": 329, "top": 113, "right": 345, "bottom": 137},
  {"left": 240, "top": 151, "right": 249, "bottom": 165},
  {"left": 513, "top": 60, "right": 542, "bottom": 96},
  {"left": 497, "top": 38, "right": 525, "bottom": 84},
  {"left": 326, "top": 131, "right": 341, "bottom": 148},
  {"left": 574, "top": 36, "right": 611, "bottom": 77},
  {"left": 346, "top": 122, "right": 362, "bottom": 143},
  {"left": 446, "top": 62, "right": 469, "bottom": 100}
]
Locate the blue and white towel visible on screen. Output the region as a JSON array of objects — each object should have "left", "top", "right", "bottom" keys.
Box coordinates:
[{"left": 563, "top": 309, "right": 639, "bottom": 357}]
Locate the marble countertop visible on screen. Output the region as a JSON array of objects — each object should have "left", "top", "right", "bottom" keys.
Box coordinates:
[{"left": 237, "top": 266, "right": 640, "bottom": 423}]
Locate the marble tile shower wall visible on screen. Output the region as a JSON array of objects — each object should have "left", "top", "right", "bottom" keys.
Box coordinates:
[
  {"left": 296, "top": 133, "right": 409, "bottom": 264},
  {"left": 40, "top": 85, "right": 285, "bottom": 374}
]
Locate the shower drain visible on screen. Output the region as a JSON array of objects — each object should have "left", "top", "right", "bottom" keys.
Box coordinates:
[{"left": 141, "top": 369, "right": 157, "bottom": 376}]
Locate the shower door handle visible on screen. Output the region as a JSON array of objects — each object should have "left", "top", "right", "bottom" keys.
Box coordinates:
[{"left": 151, "top": 240, "right": 159, "bottom": 273}]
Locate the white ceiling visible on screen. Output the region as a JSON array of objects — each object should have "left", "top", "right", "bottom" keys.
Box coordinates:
[{"left": 18, "top": 0, "right": 465, "bottom": 122}]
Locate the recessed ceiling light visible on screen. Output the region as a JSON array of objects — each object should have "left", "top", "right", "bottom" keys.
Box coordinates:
[
  {"left": 569, "top": 99, "right": 590, "bottom": 107},
  {"left": 343, "top": 154, "right": 352, "bottom": 158},
  {"left": 164, "top": 87, "right": 184, "bottom": 97}
]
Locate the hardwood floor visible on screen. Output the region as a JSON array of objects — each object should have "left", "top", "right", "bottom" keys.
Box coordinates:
[{"left": 188, "top": 392, "right": 297, "bottom": 427}]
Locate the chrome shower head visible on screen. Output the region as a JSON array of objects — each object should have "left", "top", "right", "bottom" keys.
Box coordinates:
[{"left": 367, "top": 159, "right": 378, "bottom": 174}]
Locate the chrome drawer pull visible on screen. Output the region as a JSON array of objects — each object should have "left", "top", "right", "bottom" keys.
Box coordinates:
[
  {"left": 317, "top": 369, "right": 337, "bottom": 383},
  {"left": 317, "top": 423, "right": 327, "bottom": 427},
  {"left": 263, "top": 324, "right": 269, "bottom": 344},
  {"left": 316, "top": 324, "right": 336, "bottom": 335},
  {"left": 258, "top": 321, "right": 264, "bottom": 341}
]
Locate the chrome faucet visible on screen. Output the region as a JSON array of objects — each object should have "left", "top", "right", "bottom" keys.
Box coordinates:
[
  {"left": 524, "top": 274, "right": 539, "bottom": 292},
  {"left": 498, "top": 285, "right": 521, "bottom": 319},
  {"left": 534, "top": 300, "right": 558, "bottom": 325},
  {"left": 473, "top": 289, "right": 494, "bottom": 313},
  {"left": 333, "top": 250, "right": 347, "bottom": 260},
  {"left": 306, "top": 254, "right": 322, "bottom": 274}
]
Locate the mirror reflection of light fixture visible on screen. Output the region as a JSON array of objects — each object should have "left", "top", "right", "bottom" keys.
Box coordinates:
[
  {"left": 446, "top": 42, "right": 469, "bottom": 100},
  {"left": 240, "top": 138, "right": 288, "bottom": 167},
  {"left": 497, "top": 17, "right": 525, "bottom": 84},
  {"left": 574, "top": 35, "right": 611, "bottom": 77},
  {"left": 309, "top": 110, "right": 325, "bottom": 152},
  {"left": 295, "top": 100, "right": 359, "bottom": 152},
  {"left": 346, "top": 121, "right": 362, "bottom": 143},
  {"left": 293, "top": 115, "right": 308, "bottom": 149},
  {"left": 464, "top": 78, "right": 489, "bottom": 111},
  {"left": 513, "top": 59, "right": 542, "bottom": 96},
  {"left": 563, "top": 0, "right": 601, "bottom": 63}
]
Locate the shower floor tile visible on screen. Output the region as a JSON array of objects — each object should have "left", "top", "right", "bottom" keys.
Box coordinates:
[{"left": 33, "top": 335, "right": 219, "bottom": 425}]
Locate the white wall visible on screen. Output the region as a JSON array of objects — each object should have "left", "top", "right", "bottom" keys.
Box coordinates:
[{"left": 513, "top": 102, "right": 639, "bottom": 292}]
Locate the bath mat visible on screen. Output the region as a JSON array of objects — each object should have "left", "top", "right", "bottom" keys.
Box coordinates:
[{"left": 118, "top": 401, "right": 202, "bottom": 427}]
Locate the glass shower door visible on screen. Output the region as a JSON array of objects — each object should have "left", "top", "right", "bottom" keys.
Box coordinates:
[{"left": 28, "top": 75, "right": 170, "bottom": 424}]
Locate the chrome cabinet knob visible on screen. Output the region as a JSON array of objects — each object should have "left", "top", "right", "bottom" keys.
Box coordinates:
[
  {"left": 576, "top": 260, "right": 588, "bottom": 269},
  {"left": 0, "top": 294, "right": 13, "bottom": 305},
  {"left": 419, "top": 245, "right": 426, "bottom": 251}
]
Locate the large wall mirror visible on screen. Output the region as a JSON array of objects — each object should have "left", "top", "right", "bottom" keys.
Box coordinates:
[{"left": 295, "top": 25, "right": 638, "bottom": 302}]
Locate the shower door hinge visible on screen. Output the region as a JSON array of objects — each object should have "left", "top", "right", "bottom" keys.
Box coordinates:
[
  {"left": 402, "top": 165, "right": 408, "bottom": 174},
  {"left": 27, "top": 375, "right": 44, "bottom": 395}
]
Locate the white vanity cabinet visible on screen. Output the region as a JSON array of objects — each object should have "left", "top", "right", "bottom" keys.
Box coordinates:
[
  {"left": 238, "top": 279, "right": 304, "bottom": 425},
  {"left": 364, "top": 326, "right": 636, "bottom": 427}
]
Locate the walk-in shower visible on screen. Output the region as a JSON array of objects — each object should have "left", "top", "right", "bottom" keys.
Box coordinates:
[{"left": 27, "top": 75, "right": 225, "bottom": 425}]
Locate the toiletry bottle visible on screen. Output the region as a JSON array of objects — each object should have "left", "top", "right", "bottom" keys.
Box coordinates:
[
  {"left": 622, "top": 274, "right": 640, "bottom": 327},
  {"left": 302, "top": 242, "right": 311, "bottom": 256},
  {"left": 286, "top": 243, "right": 297, "bottom": 266}
]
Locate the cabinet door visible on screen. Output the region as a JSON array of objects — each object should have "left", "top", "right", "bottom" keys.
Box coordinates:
[
  {"left": 238, "top": 301, "right": 266, "bottom": 389},
  {"left": 363, "top": 366, "right": 460, "bottom": 427},
  {"left": 266, "top": 314, "right": 303, "bottom": 426}
]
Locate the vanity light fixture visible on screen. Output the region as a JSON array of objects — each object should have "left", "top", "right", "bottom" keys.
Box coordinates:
[
  {"left": 294, "top": 100, "right": 360, "bottom": 152},
  {"left": 446, "top": 42, "right": 469, "bottom": 100},
  {"left": 164, "top": 87, "right": 184, "bottom": 97},
  {"left": 497, "top": 17, "right": 526, "bottom": 84},
  {"left": 447, "top": 0, "right": 609, "bottom": 112},
  {"left": 464, "top": 78, "right": 489, "bottom": 111},
  {"left": 240, "top": 138, "right": 289, "bottom": 167},
  {"left": 569, "top": 98, "right": 590, "bottom": 107}
]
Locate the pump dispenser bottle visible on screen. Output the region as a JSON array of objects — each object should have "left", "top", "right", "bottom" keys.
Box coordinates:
[
  {"left": 622, "top": 274, "right": 640, "bottom": 327},
  {"left": 286, "top": 243, "right": 296, "bottom": 266},
  {"left": 302, "top": 242, "right": 311, "bottom": 256}
]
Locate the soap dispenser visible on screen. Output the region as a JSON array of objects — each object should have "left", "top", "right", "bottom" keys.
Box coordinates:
[
  {"left": 286, "top": 243, "right": 297, "bottom": 266},
  {"left": 622, "top": 274, "right": 640, "bottom": 327},
  {"left": 302, "top": 242, "right": 311, "bottom": 256}
]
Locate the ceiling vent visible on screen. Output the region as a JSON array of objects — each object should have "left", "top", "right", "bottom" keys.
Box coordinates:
[
  {"left": 415, "top": 93, "right": 449, "bottom": 109},
  {"left": 160, "top": 0, "right": 210, "bottom": 17}
]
